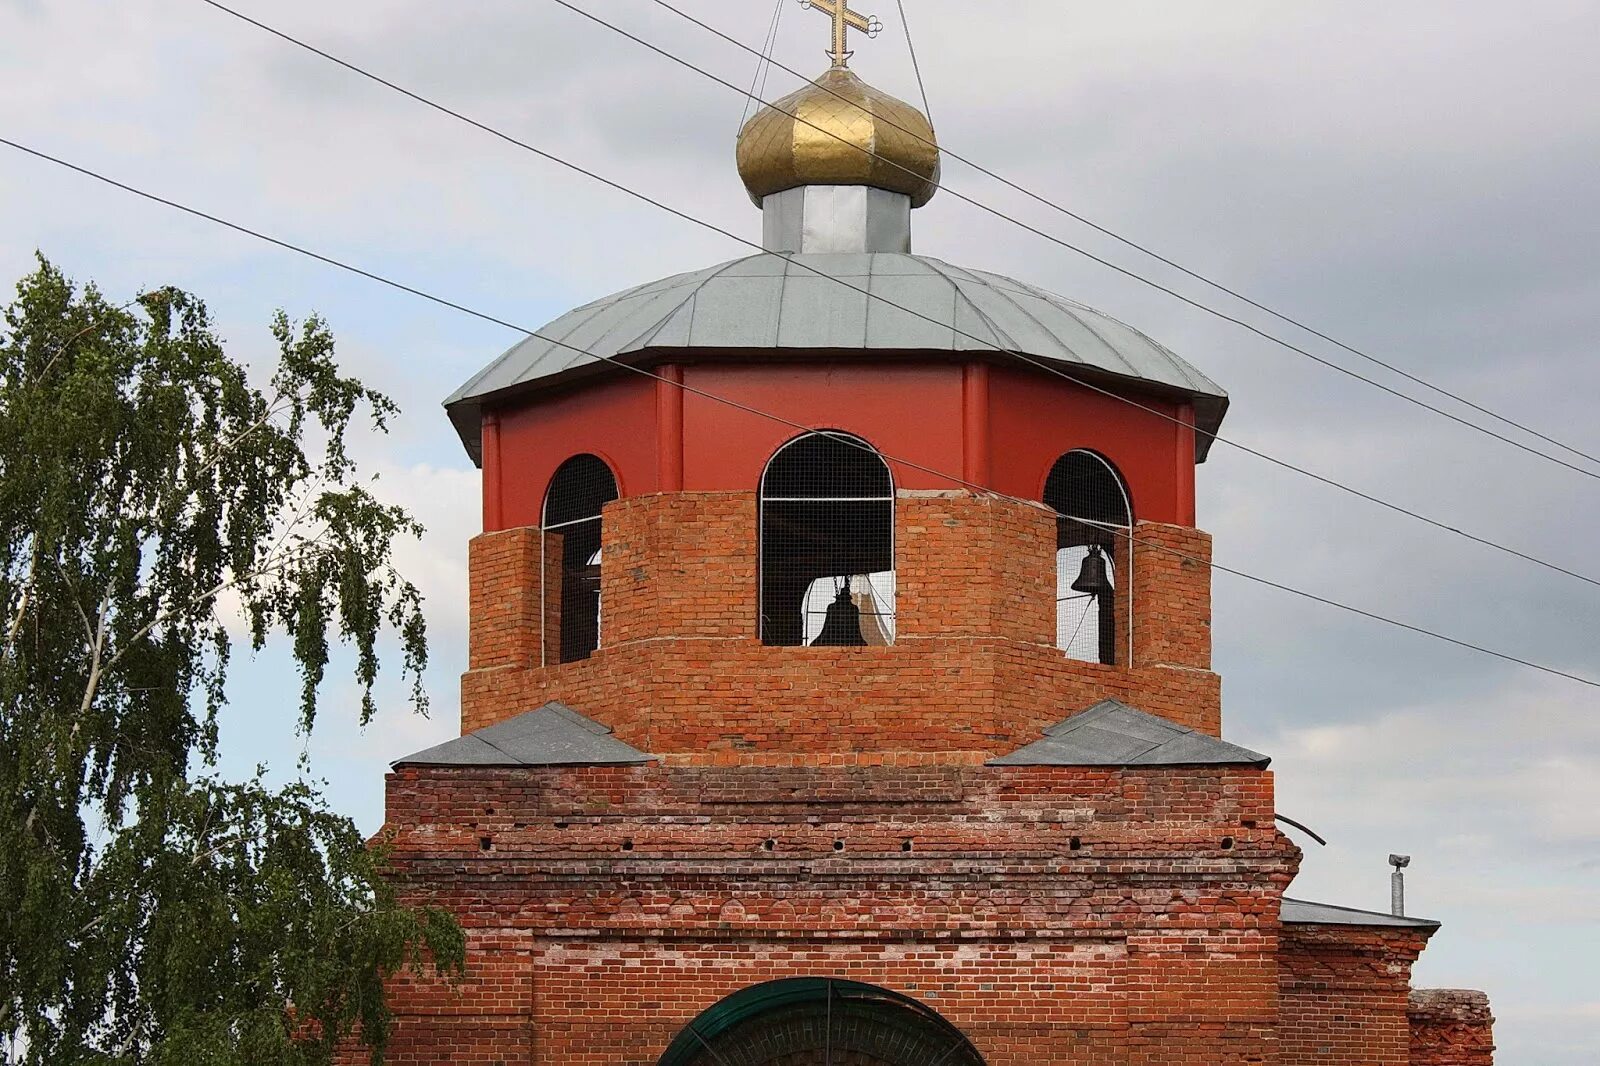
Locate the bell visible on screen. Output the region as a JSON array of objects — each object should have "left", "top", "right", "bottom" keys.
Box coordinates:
[
  {"left": 1070, "top": 546, "right": 1114, "bottom": 599},
  {"left": 810, "top": 580, "right": 868, "bottom": 647}
]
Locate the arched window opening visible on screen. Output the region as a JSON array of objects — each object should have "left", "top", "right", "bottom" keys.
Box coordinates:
[
  {"left": 542, "top": 454, "right": 618, "bottom": 664},
  {"left": 1044, "top": 451, "right": 1132, "bottom": 665},
  {"left": 759, "top": 432, "right": 895, "bottom": 647},
  {"left": 658, "top": 978, "right": 986, "bottom": 1066}
]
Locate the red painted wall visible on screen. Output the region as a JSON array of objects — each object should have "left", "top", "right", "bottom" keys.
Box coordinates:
[
  {"left": 678, "top": 362, "right": 966, "bottom": 492},
  {"left": 492, "top": 374, "right": 658, "bottom": 530},
  {"left": 986, "top": 364, "right": 1194, "bottom": 526},
  {"left": 483, "top": 359, "right": 1198, "bottom": 532}
]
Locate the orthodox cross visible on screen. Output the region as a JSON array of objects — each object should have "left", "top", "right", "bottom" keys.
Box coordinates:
[{"left": 800, "top": 0, "right": 882, "bottom": 68}]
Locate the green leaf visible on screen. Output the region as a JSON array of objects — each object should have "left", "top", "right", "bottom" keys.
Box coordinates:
[{"left": 0, "top": 257, "right": 461, "bottom": 1064}]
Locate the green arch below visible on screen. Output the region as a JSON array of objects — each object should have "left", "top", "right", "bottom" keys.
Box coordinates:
[{"left": 657, "top": 977, "right": 985, "bottom": 1066}]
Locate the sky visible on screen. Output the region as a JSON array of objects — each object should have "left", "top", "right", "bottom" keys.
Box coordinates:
[{"left": 2, "top": 0, "right": 1597, "bottom": 1060}]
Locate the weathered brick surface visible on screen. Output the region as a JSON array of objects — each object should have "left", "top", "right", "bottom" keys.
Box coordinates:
[
  {"left": 366, "top": 457, "right": 1494, "bottom": 1064},
  {"left": 467, "top": 527, "right": 541, "bottom": 670},
  {"left": 1277, "top": 923, "right": 1433, "bottom": 1065},
  {"left": 1409, "top": 989, "right": 1495, "bottom": 1065},
  {"left": 369, "top": 762, "right": 1296, "bottom": 1065},
  {"left": 463, "top": 493, "right": 1222, "bottom": 750}
]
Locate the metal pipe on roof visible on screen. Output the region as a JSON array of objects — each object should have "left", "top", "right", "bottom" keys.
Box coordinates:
[{"left": 1390, "top": 854, "right": 1411, "bottom": 917}]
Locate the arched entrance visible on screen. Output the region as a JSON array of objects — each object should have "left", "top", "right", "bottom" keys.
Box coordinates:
[{"left": 658, "top": 978, "right": 985, "bottom": 1066}]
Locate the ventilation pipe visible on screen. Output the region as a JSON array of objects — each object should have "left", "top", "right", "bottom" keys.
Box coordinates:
[{"left": 1389, "top": 854, "right": 1411, "bottom": 916}]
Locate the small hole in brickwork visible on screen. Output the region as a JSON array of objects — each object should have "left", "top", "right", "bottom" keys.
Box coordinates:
[
  {"left": 1242, "top": 819, "right": 1257, "bottom": 828},
  {"left": 832, "top": 839, "right": 845, "bottom": 852},
  {"left": 901, "top": 839, "right": 913, "bottom": 852},
  {"left": 762, "top": 838, "right": 776, "bottom": 851},
  {"left": 1221, "top": 836, "right": 1235, "bottom": 850},
  {"left": 483, "top": 806, "right": 494, "bottom": 815},
  {"left": 1068, "top": 836, "right": 1082, "bottom": 851},
  {"left": 621, "top": 838, "right": 634, "bottom": 852},
  {"left": 554, "top": 820, "right": 569, "bottom": 829},
  {"left": 479, "top": 836, "right": 492, "bottom": 852}
]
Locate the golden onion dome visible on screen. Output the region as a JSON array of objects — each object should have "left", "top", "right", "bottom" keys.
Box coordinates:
[{"left": 736, "top": 67, "right": 940, "bottom": 208}]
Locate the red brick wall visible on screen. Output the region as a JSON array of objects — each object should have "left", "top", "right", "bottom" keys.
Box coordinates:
[
  {"left": 1277, "top": 923, "right": 1433, "bottom": 1065},
  {"left": 462, "top": 492, "right": 1221, "bottom": 753},
  {"left": 369, "top": 761, "right": 1296, "bottom": 1066},
  {"left": 466, "top": 527, "right": 541, "bottom": 670},
  {"left": 397, "top": 403, "right": 1498, "bottom": 1066},
  {"left": 1409, "top": 989, "right": 1495, "bottom": 1065}
]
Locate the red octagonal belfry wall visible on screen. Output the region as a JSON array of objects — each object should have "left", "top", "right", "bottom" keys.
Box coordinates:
[{"left": 348, "top": 351, "right": 1494, "bottom": 1065}]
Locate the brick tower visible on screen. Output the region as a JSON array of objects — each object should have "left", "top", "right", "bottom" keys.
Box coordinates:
[{"left": 369, "top": 11, "right": 1494, "bottom": 1064}]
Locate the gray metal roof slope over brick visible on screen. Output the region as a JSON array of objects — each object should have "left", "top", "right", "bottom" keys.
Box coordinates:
[
  {"left": 1281, "top": 898, "right": 1440, "bottom": 930},
  {"left": 987, "top": 699, "right": 1270, "bottom": 768},
  {"left": 392, "top": 701, "right": 653, "bottom": 768},
  {"left": 444, "top": 253, "right": 1228, "bottom": 463}
]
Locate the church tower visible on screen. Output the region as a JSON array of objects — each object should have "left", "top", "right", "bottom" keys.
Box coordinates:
[{"left": 370, "top": 7, "right": 1494, "bottom": 1063}]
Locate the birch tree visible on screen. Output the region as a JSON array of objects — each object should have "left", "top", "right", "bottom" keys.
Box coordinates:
[{"left": 0, "top": 257, "right": 463, "bottom": 1064}]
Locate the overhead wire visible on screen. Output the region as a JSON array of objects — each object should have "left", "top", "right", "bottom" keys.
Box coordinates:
[
  {"left": 643, "top": 0, "right": 1600, "bottom": 474},
  {"left": 2, "top": 134, "right": 1595, "bottom": 691},
  {"left": 574, "top": 0, "right": 1600, "bottom": 481},
  {"left": 894, "top": 0, "right": 934, "bottom": 129},
  {"left": 736, "top": 0, "right": 784, "bottom": 134},
  {"left": 186, "top": 0, "right": 1600, "bottom": 594}
]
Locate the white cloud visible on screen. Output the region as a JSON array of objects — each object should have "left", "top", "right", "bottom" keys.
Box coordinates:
[{"left": 5, "top": 1, "right": 1598, "bottom": 1059}]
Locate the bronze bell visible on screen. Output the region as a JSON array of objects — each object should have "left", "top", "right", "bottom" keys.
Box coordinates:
[
  {"left": 810, "top": 581, "right": 868, "bottom": 647},
  {"left": 1070, "top": 546, "right": 1114, "bottom": 599}
]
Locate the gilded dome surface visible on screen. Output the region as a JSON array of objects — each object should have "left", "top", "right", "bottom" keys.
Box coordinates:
[{"left": 736, "top": 68, "right": 940, "bottom": 208}]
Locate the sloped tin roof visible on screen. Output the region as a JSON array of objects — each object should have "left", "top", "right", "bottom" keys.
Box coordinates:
[
  {"left": 987, "top": 698, "right": 1270, "bottom": 768},
  {"left": 444, "top": 252, "right": 1227, "bottom": 463},
  {"left": 392, "top": 701, "right": 653, "bottom": 768},
  {"left": 1281, "top": 897, "right": 1440, "bottom": 930}
]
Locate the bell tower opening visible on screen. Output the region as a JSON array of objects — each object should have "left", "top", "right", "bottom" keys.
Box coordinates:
[
  {"left": 759, "top": 431, "right": 895, "bottom": 647},
  {"left": 541, "top": 453, "right": 619, "bottom": 664},
  {"left": 1044, "top": 450, "right": 1132, "bottom": 665},
  {"left": 658, "top": 978, "right": 985, "bottom": 1066}
]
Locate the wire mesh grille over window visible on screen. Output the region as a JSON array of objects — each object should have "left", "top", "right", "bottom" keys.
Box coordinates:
[
  {"left": 542, "top": 454, "right": 618, "bottom": 664},
  {"left": 1044, "top": 451, "right": 1132, "bottom": 665},
  {"left": 759, "top": 432, "right": 895, "bottom": 647}
]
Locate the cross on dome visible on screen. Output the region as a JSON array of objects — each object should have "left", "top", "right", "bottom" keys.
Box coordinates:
[{"left": 801, "top": 0, "right": 882, "bottom": 68}]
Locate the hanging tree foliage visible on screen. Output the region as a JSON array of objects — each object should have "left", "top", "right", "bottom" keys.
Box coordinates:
[{"left": 0, "top": 257, "right": 464, "bottom": 1064}]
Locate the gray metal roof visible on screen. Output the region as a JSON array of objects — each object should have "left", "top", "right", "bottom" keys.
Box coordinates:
[
  {"left": 1281, "top": 897, "right": 1440, "bottom": 930},
  {"left": 444, "top": 252, "right": 1227, "bottom": 463},
  {"left": 987, "top": 698, "right": 1270, "bottom": 768},
  {"left": 391, "top": 701, "right": 653, "bottom": 768}
]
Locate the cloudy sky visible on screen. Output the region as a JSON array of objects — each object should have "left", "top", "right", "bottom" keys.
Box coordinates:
[{"left": 2, "top": 0, "right": 1597, "bottom": 1059}]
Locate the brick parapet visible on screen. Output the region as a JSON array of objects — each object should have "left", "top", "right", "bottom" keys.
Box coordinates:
[
  {"left": 462, "top": 637, "right": 1221, "bottom": 757},
  {"left": 462, "top": 492, "right": 1222, "bottom": 750},
  {"left": 466, "top": 526, "right": 541, "bottom": 670},
  {"left": 1130, "top": 521, "right": 1213, "bottom": 672},
  {"left": 1277, "top": 922, "right": 1435, "bottom": 1066},
  {"left": 895, "top": 490, "right": 1056, "bottom": 643},
  {"left": 1408, "top": 989, "right": 1495, "bottom": 1065},
  {"left": 370, "top": 760, "right": 1297, "bottom": 1065}
]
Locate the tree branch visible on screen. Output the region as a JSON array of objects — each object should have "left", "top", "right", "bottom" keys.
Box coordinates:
[{"left": 102, "top": 530, "right": 332, "bottom": 677}]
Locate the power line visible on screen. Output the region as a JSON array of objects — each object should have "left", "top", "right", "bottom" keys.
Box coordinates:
[
  {"left": 185, "top": 0, "right": 1600, "bottom": 594},
  {"left": 590, "top": 0, "right": 1600, "bottom": 480},
  {"left": 2, "top": 134, "right": 1594, "bottom": 691},
  {"left": 736, "top": 0, "right": 784, "bottom": 134},
  {"left": 642, "top": 0, "right": 1600, "bottom": 474},
  {"left": 894, "top": 0, "right": 933, "bottom": 129}
]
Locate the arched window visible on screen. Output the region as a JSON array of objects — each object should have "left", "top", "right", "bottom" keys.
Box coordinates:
[
  {"left": 658, "top": 978, "right": 986, "bottom": 1066},
  {"left": 1044, "top": 451, "right": 1132, "bottom": 665},
  {"left": 542, "top": 454, "right": 618, "bottom": 664},
  {"left": 759, "top": 431, "right": 895, "bottom": 647}
]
